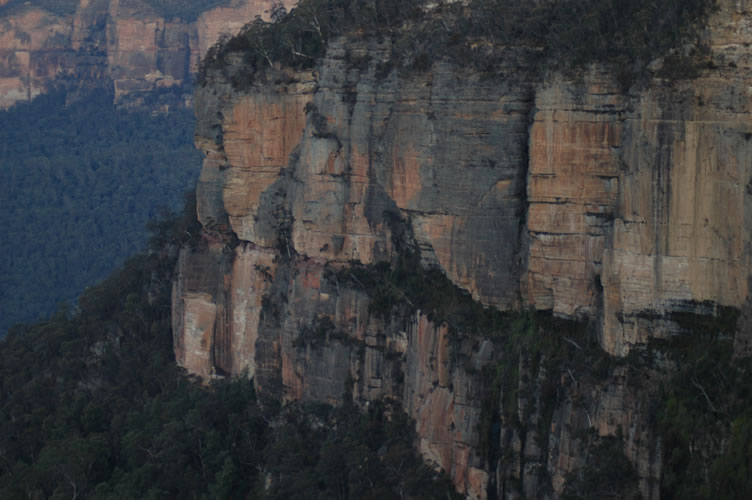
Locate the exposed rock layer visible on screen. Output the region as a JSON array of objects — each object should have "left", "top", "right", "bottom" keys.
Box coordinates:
[
  {"left": 173, "top": 1, "right": 752, "bottom": 498},
  {"left": 0, "top": 0, "right": 294, "bottom": 107}
]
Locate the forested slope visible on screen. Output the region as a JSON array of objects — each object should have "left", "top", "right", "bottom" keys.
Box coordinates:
[
  {"left": 0, "top": 89, "right": 202, "bottom": 334},
  {"left": 0, "top": 201, "right": 459, "bottom": 499}
]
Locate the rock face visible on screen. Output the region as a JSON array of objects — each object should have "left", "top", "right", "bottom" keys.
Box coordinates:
[
  {"left": 173, "top": 1, "right": 752, "bottom": 498},
  {"left": 527, "top": 0, "right": 752, "bottom": 354},
  {"left": 0, "top": 0, "right": 294, "bottom": 107},
  {"left": 195, "top": 40, "right": 531, "bottom": 307},
  {"left": 525, "top": 69, "right": 624, "bottom": 321},
  {"left": 0, "top": 8, "right": 73, "bottom": 107}
]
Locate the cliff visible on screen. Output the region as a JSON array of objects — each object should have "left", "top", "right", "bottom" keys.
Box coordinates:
[
  {"left": 173, "top": 1, "right": 752, "bottom": 498},
  {"left": 0, "top": 0, "right": 295, "bottom": 108}
]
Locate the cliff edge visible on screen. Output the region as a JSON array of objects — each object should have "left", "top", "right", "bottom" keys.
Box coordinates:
[{"left": 173, "top": 1, "right": 752, "bottom": 498}]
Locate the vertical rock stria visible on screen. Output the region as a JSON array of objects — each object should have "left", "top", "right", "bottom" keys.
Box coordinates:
[
  {"left": 171, "top": 1, "right": 752, "bottom": 498},
  {"left": 0, "top": 0, "right": 295, "bottom": 107},
  {"left": 526, "top": 0, "right": 752, "bottom": 354},
  {"left": 526, "top": 68, "right": 624, "bottom": 320}
]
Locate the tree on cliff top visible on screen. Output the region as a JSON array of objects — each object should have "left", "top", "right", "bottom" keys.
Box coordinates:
[
  {"left": 0, "top": 195, "right": 460, "bottom": 499},
  {"left": 199, "top": 0, "right": 715, "bottom": 89}
]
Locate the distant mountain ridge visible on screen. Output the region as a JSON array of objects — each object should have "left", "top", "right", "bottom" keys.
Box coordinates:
[{"left": 0, "top": 0, "right": 296, "bottom": 108}]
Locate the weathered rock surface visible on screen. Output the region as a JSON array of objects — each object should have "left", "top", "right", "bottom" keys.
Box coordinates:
[
  {"left": 194, "top": 39, "right": 531, "bottom": 308},
  {"left": 526, "top": 68, "right": 624, "bottom": 320},
  {"left": 172, "top": 240, "right": 277, "bottom": 378},
  {"left": 0, "top": 0, "right": 293, "bottom": 107},
  {"left": 194, "top": 69, "right": 316, "bottom": 244},
  {"left": 0, "top": 8, "right": 72, "bottom": 107},
  {"left": 527, "top": 0, "right": 752, "bottom": 354},
  {"left": 173, "top": 1, "right": 752, "bottom": 498}
]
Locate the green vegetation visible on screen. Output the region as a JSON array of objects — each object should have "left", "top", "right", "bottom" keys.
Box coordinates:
[
  {"left": 329, "top": 249, "right": 752, "bottom": 498},
  {"left": 562, "top": 434, "right": 640, "bottom": 500},
  {"left": 201, "top": 0, "right": 715, "bottom": 88},
  {"left": 330, "top": 252, "right": 616, "bottom": 492},
  {"left": 261, "top": 401, "right": 461, "bottom": 500},
  {"left": 669, "top": 302, "right": 740, "bottom": 337},
  {"left": 554, "top": 332, "right": 752, "bottom": 500},
  {"left": 332, "top": 253, "right": 603, "bottom": 364},
  {"left": 332, "top": 252, "right": 516, "bottom": 335},
  {"left": 199, "top": 0, "right": 411, "bottom": 85},
  {"left": 0, "top": 203, "right": 459, "bottom": 499},
  {"left": 653, "top": 336, "right": 752, "bottom": 499},
  {"left": 0, "top": 88, "right": 202, "bottom": 335},
  {"left": 293, "top": 314, "right": 365, "bottom": 351}
]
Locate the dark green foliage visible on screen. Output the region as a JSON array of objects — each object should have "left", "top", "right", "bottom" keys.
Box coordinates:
[
  {"left": 294, "top": 314, "right": 339, "bottom": 348},
  {"left": 336, "top": 252, "right": 513, "bottom": 336},
  {"left": 0, "top": 88, "right": 201, "bottom": 334},
  {"left": 262, "top": 401, "right": 461, "bottom": 500},
  {"left": 669, "top": 302, "right": 740, "bottom": 337},
  {"left": 485, "top": 0, "right": 713, "bottom": 84},
  {"left": 557, "top": 329, "right": 752, "bottom": 500},
  {"left": 710, "top": 413, "right": 752, "bottom": 499},
  {"left": 0, "top": 203, "right": 459, "bottom": 499},
  {"left": 653, "top": 337, "right": 752, "bottom": 499},
  {"left": 201, "top": 0, "right": 715, "bottom": 88},
  {"left": 0, "top": 199, "right": 263, "bottom": 499},
  {"left": 335, "top": 253, "right": 602, "bottom": 366},
  {"left": 562, "top": 434, "right": 640, "bottom": 500},
  {"left": 199, "top": 0, "right": 416, "bottom": 87},
  {"left": 332, "top": 252, "right": 613, "bottom": 491},
  {"left": 145, "top": 190, "right": 204, "bottom": 253}
]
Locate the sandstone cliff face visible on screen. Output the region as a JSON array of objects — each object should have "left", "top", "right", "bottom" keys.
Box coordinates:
[
  {"left": 527, "top": 0, "right": 752, "bottom": 355},
  {"left": 0, "top": 8, "right": 72, "bottom": 107},
  {"left": 195, "top": 40, "right": 530, "bottom": 308},
  {"left": 105, "top": 0, "right": 197, "bottom": 101},
  {"left": 173, "top": 1, "right": 752, "bottom": 498},
  {"left": 0, "top": 0, "right": 293, "bottom": 107}
]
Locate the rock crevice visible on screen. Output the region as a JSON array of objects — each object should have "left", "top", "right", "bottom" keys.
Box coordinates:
[{"left": 173, "top": 2, "right": 752, "bottom": 497}]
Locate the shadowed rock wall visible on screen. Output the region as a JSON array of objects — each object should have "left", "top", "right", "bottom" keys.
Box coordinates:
[{"left": 173, "top": 1, "right": 752, "bottom": 498}]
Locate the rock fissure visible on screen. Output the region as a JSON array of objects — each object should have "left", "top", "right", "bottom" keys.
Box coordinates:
[{"left": 171, "top": 1, "right": 752, "bottom": 498}]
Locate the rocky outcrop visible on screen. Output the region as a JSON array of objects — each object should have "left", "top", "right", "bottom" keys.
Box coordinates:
[
  {"left": 0, "top": 8, "right": 73, "bottom": 107},
  {"left": 0, "top": 0, "right": 294, "bottom": 108},
  {"left": 527, "top": 0, "right": 752, "bottom": 354},
  {"left": 173, "top": 1, "right": 752, "bottom": 498},
  {"left": 195, "top": 40, "right": 531, "bottom": 308},
  {"left": 105, "top": 0, "right": 197, "bottom": 101},
  {"left": 172, "top": 240, "right": 277, "bottom": 377},
  {"left": 525, "top": 68, "right": 624, "bottom": 320},
  {"left": 196, "top": 0, "right": 283, "bottom": 59}
]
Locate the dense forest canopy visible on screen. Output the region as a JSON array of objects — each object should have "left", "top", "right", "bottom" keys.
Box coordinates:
[
  {"left": 2, "top": 197, "right": 752, "bottom": 498},
  {"left": 0, "top": 88, "right": 201, "bottom": 335},
  {"left": 0, "top": 201, "right": 460, "bottom": 499},
  {"left": 201, "top": 0, "right": 714, "bottom": 88}
]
